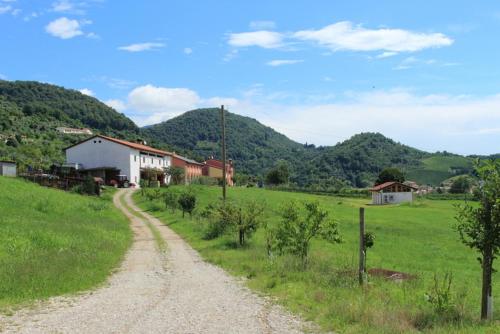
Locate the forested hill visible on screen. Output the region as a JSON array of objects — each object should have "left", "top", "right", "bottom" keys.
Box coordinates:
[
  {"left": 142, "top": 108, "right": 472, "bottom": 187},
  {"left": 142, "top": 108, "right": 318, "bottom": 179},
  {"left": 0, "top": 80, "right": 139, "bottom": 168}
]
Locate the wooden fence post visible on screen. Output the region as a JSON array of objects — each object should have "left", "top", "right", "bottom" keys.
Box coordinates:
[{"left": 359, "top": 207, "right": 365, "bottom": 285}]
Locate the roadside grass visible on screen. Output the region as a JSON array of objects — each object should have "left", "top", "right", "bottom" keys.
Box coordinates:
[
  {"left": 133, "top": 185, "right": 499, "bottom": 333},
  {"left": 0, "top": 177, "right": 132, "bottom": 309}
]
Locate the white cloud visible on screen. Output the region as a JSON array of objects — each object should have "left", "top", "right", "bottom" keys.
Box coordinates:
[
  {"left": 45, "top": 17, "right": 83, "bottom": 39},
  {"left": 105, "top": 99, "right": 127, "bottom": 112},
  {"left": 79, "top": 88, "right": 94, "bottom": 96},
  {"left": 128, "top": 84, "right": 200, "bottom": 118},
  {"left": 228, "top": 30, "right": 284, "bottom": 48},
  {"left": 183, "top": 47, "right": 193, "bottom": 55},
  {"left": 0, "top": 5, "right": 11, "bottom": 14},
  {"left": 249, "top": 20, "right": 276, "bottom": 30},
  {"left": 266, "top": 59, "right": 303, "bottom": 66},
  {"left": 294, "top": 21, "right": 453, "bottom": 52},
  {"left": 118, "top": 42, "right": 165, "bottom": 52},
  {"left": 393, "top": 56, "right": 437, "bottom": 70}
]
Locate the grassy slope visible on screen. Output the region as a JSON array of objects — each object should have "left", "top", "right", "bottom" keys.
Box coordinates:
[
  {"left": 407, "top": 156, "right": 473, "bottom": 186},
  {"left": 134, "top": 186, "right": 499, "bottom": 333},
  {"left": 0, "top": 177, "right": 131, "bottom": 308}
]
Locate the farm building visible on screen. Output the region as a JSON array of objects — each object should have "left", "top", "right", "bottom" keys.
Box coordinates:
[
  {"left": 202, "top": 157, "right": 235, "bottom": 186},
  {"left": 370, "top": 181, "right": 417, "bottom": 205},
  {"left": 65, "top": 135, "right": 172, "bottom": 187},
  {"left": 171, "top": 154, "right": 204, "bottom": 183},
  {"left": 0, "top": 160, "right": 16, "bottom": 177}
]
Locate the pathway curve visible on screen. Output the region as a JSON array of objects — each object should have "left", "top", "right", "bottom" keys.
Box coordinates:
[{"left": 0, "top": 189, "right": 312, "bottom": 334}]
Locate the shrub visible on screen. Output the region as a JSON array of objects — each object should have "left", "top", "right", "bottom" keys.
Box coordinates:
[
  {"left": 178, "top": 192, "right": 196, "bottom": 218},
  {"left": 425, "top": 273, "right": 454, "bottom": 315}
]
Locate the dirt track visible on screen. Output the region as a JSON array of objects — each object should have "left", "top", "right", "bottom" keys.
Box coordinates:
[{"left": 0, "top": 189, "right": 311, "bottom": 334}]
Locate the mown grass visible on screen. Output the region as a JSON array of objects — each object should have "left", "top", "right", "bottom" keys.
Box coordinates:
[
  {"left": 133, "top": 185, "right": 500, "bottom": 333},
  {"left": 0, "top": 177, "right": 132, "bottom": 309}
]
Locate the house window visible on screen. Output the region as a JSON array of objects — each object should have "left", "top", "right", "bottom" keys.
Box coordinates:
[
  {"left": 151, "top": 158, "right": 154, "bottom": 164},
  {"left": 135, "top": 176, "right": 137, "bottom": 182},
  {"left": 93, "top": 140, "right": 97, "bottom": 143},
  {"left": 134, "top": 155, "right": 137, "bottom": 162},
  {"left": 143, "top": 157, "right": 145, "bottom": 163}
]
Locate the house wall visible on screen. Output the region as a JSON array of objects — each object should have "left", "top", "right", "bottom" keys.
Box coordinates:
[
  {"left": 66, "top": 138, "right": 132, "bottom": 181},
  {"left": 372, "top": 192, "right": 413, "bottom": 205},
  {"left": 0, "top": 163, "right": 16, "bottom": 177}
]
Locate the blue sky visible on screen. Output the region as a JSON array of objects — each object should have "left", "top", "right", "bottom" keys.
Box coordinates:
[{"left": 1, "top": 0, "right": 500, "bottom": 155}]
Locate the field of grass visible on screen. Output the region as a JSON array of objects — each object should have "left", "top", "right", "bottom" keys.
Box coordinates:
[
  {"left": 0, "top": 177, "right": 131, "bottom": 309},
  {"left": 134, "top": 185, "right": 499, "bottom": 333},
  {"left": 407, "top": 156, "right": 473, "bottom": 186}
]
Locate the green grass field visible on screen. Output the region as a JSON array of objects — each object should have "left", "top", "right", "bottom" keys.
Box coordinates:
[
  {"left": 0, "top": 177, "right": 131, "bottom": 309},
  {"left": 134, "top": 185, "right": 499, "bottom": 333}
]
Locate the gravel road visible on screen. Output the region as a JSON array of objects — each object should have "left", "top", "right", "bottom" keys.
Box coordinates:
[{"left": 0, "top": 189, "right": 312, "bottom": 334}]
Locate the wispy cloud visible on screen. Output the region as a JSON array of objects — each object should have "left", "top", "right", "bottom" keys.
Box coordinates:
[
  {"left": 118, "top": 42, "right": 165, "bottom": 52},
  {"left": 376, "top": 51, "right": 398, "bottom": 59},
  {"left": 0, "top": 5, "right": 11, "bottom": 14},
  {"left": 266, "top": 59, "right": 303, "bottom": 66},
  {"left": 78, "top": 88, "right": 94, "bottom": 96},
  {"left": 294, "top": 21, "right": 453, "bottom": 52},
  {"left": 183, "top": 47, "right": 193, "bottom": 55}
]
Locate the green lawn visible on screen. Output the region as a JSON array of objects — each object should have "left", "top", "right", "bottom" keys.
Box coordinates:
[
  {"left": 0, "top": 177, "right": 131, "bottom": 309},
  {"left": 134, "top": 185, "right": 499, "bottom": 333}
]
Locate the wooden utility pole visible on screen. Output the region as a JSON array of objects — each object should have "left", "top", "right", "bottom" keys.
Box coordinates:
[
  {"left": 359, "top": 207, "right": 365, "bottom": 285},
  {"left": 220, "top": 105, "right": 227, "bottom": 201}
]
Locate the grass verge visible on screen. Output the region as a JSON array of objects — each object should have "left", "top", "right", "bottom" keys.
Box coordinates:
[{"left": 0, "top": 177, "right": 132, "bottom": 309}]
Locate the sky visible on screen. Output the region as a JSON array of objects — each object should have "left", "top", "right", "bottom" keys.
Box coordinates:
[{"left": 1, "top": 0, "right": 500, "bottom": 155}]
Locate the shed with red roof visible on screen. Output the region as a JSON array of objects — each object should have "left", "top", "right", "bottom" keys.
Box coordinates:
[{"left": 369, "top": 181, "right": 417, "bottom": 205}]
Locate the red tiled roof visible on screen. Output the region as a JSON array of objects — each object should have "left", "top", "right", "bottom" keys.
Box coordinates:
[
  {"left": 204, "top": 159, "right": 232, "bottom": 170},
  {"left": 370, "top": 181, "right": 417, "bottom": 192},
  {"left": 65, "top": 135, "right": 172, "bottom": 156},
  {"left": 172, "top": 154, "right": 204, "bottom": 166}
]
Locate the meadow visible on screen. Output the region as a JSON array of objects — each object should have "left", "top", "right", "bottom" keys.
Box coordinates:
[
  {"left": 0, "top": 177, "right": 131, "bottom": 309},
  {"left": 134, "top": 185, "right": 499, "bottom": 333}
]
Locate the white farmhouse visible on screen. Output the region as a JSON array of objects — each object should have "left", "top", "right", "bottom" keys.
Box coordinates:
[
  {"left": 369, "top": 181, "right": 417, "bottom": 205},
  {"left": 65, "top": 135, "right": 172, "bottom": 186}
]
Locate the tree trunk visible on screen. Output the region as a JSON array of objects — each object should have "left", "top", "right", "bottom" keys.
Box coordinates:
[
  {"left": 481, "top": 251, "right": 493, "bottom": 320},
  {"left": 239, "top": 230, "right": 244, "bottom": 246}
]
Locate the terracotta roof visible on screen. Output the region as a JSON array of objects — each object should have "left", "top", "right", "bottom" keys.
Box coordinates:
[
  {"left": 65, "top": 135, "right": 172, "bottom": 156},
  {"left": 204, "top": 159, "right": 232, "bottom": 169},
  {"left": 370, "top": 181, "right": 417, "bottom": 192},
  {"left": 173, "top": 154, "right": 204, "bottom": 166}
]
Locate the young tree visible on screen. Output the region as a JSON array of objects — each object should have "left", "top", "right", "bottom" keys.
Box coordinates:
[
  {"left": 375, "top": 167, "right": 405, "bottom": 185},
  {"left": 455, "top": 159, "right": 500, "bottom": 320},
  {"left": 164, "top": 190, "right": 178, "bottom": 213},
  {"left": 450, "top": 176, "right": 471, "bottom": 194},
  {"left": 270, "top": 201, "right": 341, "bottom": 266},
  {"left": 178, "top": 191, "right": 196, "bottom": 218},
  {"left": 165, "top": 166, "right": 185, "bottom": 185},
  {"left": 363, "top": 232, "right": 375, "bottom": 272},
  {"left": 234, "top": 201, "right": 265, "bottom": 246},
  {"left": 266, "top": 161, "right": 290, "bottom": 185}
]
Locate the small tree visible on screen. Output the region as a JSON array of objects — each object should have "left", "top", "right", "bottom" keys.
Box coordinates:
[
  {"left": 455, "top": 159, "right": 500, "bottom": 320},
  {"left": 363, "top": 232, "right": 375, "bottom": 272},
  {"left": 164, "top": 191, "right": 178, "bottom": 213},
  {"left": 166, "top": 166, "right": 185, "bottom": 185},
  {"left": 270, "top": 201, "right": 341, "bottom": 266},
  {"left": 234, "top": 201, "right": 265, "bottom": 246},
  {"left": 266, "top": 161, "right": 290, "bottom": 186},
  {"left": 450, "top": 176, "right": 471, "bottom": 194},
  {"left": 375, "top": 167, "right": 405, "bottom": 185},
  {"left": 178, "top": 191, "right": 196, "bottom": 218}
]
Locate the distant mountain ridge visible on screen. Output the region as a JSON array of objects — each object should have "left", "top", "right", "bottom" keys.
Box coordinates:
[{"left": 0, "top": 81, "right": 486, "bottom": 186}]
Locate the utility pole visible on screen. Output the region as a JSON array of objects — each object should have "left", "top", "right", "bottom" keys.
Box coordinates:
[
  {"left": 220, "top": 105, "right": 227, "bottom": 201},
  {"left": 359, "top": 207, "right": 366, "bottom": 285}
]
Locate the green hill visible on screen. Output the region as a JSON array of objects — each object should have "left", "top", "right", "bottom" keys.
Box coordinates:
[{"left": 0, "top": 80, "right": 139, "bottom": 169}]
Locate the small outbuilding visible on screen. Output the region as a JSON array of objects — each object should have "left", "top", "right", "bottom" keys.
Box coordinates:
[
  {"left": 0, "top": 160, "right": 16, "bottom": 177},
  {"left": 370, "top": 181, "right": 417, "bottom": 205}
]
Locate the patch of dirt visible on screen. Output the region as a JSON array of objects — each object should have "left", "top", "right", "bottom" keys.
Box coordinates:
[{"left": 368, "top": 268, "right": 417, "bottom": 281}]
